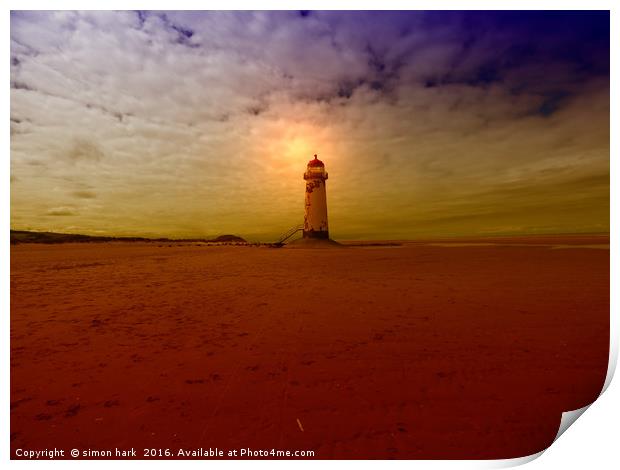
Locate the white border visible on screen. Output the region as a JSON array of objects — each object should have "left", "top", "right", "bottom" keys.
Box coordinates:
[
  {"left": 0, "top": 1, "right": 616, "bottom": 10},
  {"left": 3, "top": 1, "right": 616, "bottom": 468}
]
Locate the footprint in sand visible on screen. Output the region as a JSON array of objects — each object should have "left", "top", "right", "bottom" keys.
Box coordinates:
[
  {"left": 185, "top": 379, "right": 206, "bottom": 384},
  {"left": 65, "top": 404, "right": 81, "bottom": 417},
  {"left": 10, "top": 397, "right": 33, "bottom": 410}
]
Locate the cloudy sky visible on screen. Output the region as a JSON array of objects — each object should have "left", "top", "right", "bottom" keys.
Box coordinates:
[{"left": 10, "top": 11, "right": 609, "bottom": 240}]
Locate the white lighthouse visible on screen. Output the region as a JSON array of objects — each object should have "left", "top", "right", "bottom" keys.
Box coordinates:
[{"left": 303, "top": 154, "right": 329, "bottom": 239}]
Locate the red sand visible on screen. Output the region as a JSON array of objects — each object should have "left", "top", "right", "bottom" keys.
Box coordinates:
[{"left": 10, "top": 236, "right": 609, "bottom": 459}]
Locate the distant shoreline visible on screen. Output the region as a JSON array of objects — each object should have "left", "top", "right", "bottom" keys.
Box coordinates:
[
  {"left": 10, "top": 230, "right": 247, "bottom": 245},
  {"left": 10, "top": 229, "right": 609, "bottom": 246}
]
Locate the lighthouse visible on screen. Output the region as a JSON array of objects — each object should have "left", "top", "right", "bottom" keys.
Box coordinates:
[{"left": 303, "top": 154, "right": 329, "bottom": 239}]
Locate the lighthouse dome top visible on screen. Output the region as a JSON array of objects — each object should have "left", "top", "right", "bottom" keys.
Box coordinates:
[{"left": 308, "top": 154, "right": 325, "bottom": 167}]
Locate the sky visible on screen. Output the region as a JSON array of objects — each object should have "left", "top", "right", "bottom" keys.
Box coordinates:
[{"left": 10, "top": 10, "right": 610, "bottom": 241}]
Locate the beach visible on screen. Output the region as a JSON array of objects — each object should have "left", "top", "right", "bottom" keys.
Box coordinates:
[{"left": 10, "top": 235, "right": 609, "bottom": 459}]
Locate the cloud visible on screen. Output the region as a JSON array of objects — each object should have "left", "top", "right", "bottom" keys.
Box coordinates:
[
  {"left": 65, "top": 139, "right": 105, "bottom": 163},
  {"left": 9, "top": 11, "right": 609, "bottom": 239},
  {"left": 71, "top": 190, "right": 96, "bottom": 199},
  {"left": 45, "top": 206, "right": 77, "bottom": 216}
]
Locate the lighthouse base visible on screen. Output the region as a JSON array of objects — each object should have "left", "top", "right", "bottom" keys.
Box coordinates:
[
  {"left": 285, "top": 237, "right": 342, "bottom": 248},
  {"left": 302, "top": 230, "right": 329, "bottom": 239}
]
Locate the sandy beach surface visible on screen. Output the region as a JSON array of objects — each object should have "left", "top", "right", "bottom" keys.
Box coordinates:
[{"left": 10, "top": 235, "right": 609, "bottom": 459}]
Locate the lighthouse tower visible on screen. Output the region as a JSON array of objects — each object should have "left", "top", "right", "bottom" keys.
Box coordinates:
[{"left": 303, "top": 154, "right": 329, "bottom": 239}]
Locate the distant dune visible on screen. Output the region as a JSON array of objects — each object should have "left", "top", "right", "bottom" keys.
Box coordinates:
[
  {"left": 9, "top": 230, "right": 247, "bottom": 245},
  {"left": 208, "top": 234, "right": 247, "bottom": 243}
]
